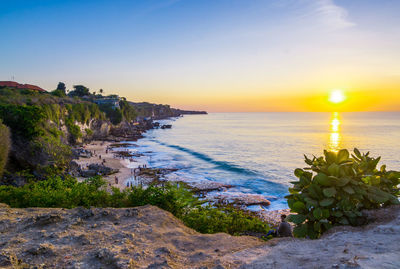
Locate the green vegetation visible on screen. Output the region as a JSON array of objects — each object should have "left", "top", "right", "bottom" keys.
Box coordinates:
[
  {"left": 183, "top": 205, "right": 270, "bottom": 235},
  {"left": 119, "top": 100, "right": 138, "bottom": 122},
  {"left": 286, "top": 148, "right": 400, "bottom": 239},
  {"left": 0, "top": 120, "right": 10, "bottom": 177},
  {"left": 68, "top": 85, "right": 90, "bottom": 97},
  {"left": 0, "top": 105, "right": 45, "bottom": 139},
  {"left": 0, "top": 176, "right": 270, "bottom": 236},
  {"left": 99, "top": 104, "right": 123, "bottom": 125}
]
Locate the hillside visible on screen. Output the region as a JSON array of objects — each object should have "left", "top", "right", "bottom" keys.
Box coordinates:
[{"left": 0, "top": 85, "right": 206, "bottom": 184}]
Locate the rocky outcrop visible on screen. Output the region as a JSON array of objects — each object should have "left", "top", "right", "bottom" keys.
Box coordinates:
[
  {"left": 210, "top": 192, "right": 272, "bottom": 207},
  {"left": 0, "top": 205, "right": 262, "bottom": 268},
  {"left": 0, "top": 205, "right": 399, "bottom": 268}
]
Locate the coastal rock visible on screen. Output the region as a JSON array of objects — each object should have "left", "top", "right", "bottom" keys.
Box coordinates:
[
  {"left": 80, "top": 164, "right": 119, "bottom": 177},
  {"left": 160, "top": 124, "right": 172, "bottom": 129},
  {"left": 211, "top": 192, "right": 271, "bottom": 206},
  {"left": 68, "top": 161, "right": 81, "bottom": 177},
  {"left": 187, "top": 181, "right": 233, "bottom": 193},
  {"left": 72, "top": 148, "right": 93, "bottom": 159},
  {"left": 257, "top": 209, "right": 291, "bottom": 227}
]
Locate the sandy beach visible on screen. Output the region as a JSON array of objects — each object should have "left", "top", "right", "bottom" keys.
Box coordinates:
[{"left": 74, "top": 141, "right": 141, "bottom": 189}]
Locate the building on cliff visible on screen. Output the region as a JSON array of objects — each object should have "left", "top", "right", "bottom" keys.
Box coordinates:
[
  {"left": 0, "top": 81, "right": 47, "bottom": 92},
  {"left": 93, "top": 98, "right": 120, "bottom": 109}
]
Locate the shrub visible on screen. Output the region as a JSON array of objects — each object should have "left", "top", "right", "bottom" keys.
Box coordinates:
[
  {"left": 0, "top": 120, "right": 11, "bottom": 177},
  {"left": 119, "top": 100, "right": 137, "bottom": 122},
  {"left": 0, "top": 177, "right": 270, "bottom": 236},
  {"left": 286, "top": 148, "right": 400, "bottom": 239},
  {"left": 65, "top": 117, "right": 82, "bottom": 142},
  {"left": 99, "top": 104, "right": 123, "bottom": 125},
  {"left": 85, "top": 128, "right": 93, "bottom": 136},
  {"left": 51, "top": 89, "right": 66, "bottom": 97},
  {"left": 183, "top": 205, "right": 270, "bottom": 235},
  {"left": 0, "top": 104, "right": 45, "bottom": 139}
]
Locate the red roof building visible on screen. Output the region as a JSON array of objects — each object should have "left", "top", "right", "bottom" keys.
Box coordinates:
[{"left": 0, "top": 81, "right": 47, "bottom": 92}]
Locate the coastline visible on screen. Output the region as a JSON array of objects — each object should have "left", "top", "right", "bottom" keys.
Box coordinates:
[{"left": 74, "top": 131, "right": 291, "bottom": 226}]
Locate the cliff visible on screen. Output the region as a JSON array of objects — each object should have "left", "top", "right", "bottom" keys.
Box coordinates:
[
  {"left": 0, "top": 87, "right": 205, "bottom": 184},
  {"left": 130, "top": 101, "right": 207, "bottom": 120}
]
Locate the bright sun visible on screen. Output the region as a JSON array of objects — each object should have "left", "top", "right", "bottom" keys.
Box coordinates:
[{"left": 329, "top": 89, "right": 346, "bottom": 104}]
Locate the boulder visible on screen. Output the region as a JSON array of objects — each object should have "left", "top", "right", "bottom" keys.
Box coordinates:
[{"left": 79, "top": 163, "right": 119, "bottom": 177}]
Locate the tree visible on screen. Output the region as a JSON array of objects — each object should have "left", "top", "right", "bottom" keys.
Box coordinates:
[
  {"left": 69, "top": 85, "right": 90, "bottom": 97},
  {"left": 56, "top": 82, "right": 66, "bottom": 91},
  {"left": 99, "top": 89, "right": 104, "bottom": 95},
  {"left": 0, "top": 120, "right": 10, "bottom": 177}
]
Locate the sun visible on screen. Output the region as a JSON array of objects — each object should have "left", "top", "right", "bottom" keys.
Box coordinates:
[{"left": 329, "top": 89, "right": 346, "bottom": 104}]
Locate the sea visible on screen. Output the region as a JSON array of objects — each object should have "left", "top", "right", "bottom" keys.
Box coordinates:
[{"left": 125, "top": 112, "right": 400, "bottom": 210}]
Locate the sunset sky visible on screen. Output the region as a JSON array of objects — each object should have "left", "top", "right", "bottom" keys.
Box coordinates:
[{"left": 1, "top": 0, "right": 399, "bottom": 112}]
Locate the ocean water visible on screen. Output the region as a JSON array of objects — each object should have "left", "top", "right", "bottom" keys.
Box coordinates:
[{"left": 130, "top": 112, "right": 400, "bottom": 210}]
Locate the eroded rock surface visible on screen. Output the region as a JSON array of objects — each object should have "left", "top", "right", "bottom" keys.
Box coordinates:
[
  {"left": 0, "top": 205, "right": 262, "bottom": 268},
  {"left": 0, "top": 204, "right": 399, "bottom": 269}
]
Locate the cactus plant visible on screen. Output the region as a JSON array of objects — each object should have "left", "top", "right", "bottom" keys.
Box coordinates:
[{"left": 286, "top": 148, "right": 400, "bottom": 239}]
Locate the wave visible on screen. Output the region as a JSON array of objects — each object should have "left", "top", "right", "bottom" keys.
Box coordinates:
[{"left": 152, "top": 140, "right": 261, "bottom": 176}]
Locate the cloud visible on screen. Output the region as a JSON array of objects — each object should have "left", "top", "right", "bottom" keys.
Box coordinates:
[
  {"left": 287, "top": 0, "right": 355, "bottom": 30},
  {"left": 313, "top": 0, "right": 355, "bottom": 29}
]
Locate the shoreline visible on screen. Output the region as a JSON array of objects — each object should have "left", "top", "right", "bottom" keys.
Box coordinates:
[{"left": 74, "top": 134, "right": 291, "bottom": 226}]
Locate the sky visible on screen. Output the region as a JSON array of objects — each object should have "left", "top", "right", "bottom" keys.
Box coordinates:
[{"left": 0, "top": 0, "right": 399, "bottom": 112}]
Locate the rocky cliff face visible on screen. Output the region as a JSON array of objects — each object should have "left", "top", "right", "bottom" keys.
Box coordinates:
[{"left": 3, "top": 117, "right": 152, "bottom": 185}]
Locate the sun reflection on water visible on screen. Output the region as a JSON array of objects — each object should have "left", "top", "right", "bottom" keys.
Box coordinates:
[{"left": 329, "top": 112, "right": 341, "bottom": 152}]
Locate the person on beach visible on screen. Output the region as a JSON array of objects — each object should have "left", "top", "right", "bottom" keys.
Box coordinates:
[{"left": 267, "top": 214, "right": 293, "bottom": 237}]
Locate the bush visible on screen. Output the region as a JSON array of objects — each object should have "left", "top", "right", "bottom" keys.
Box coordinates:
[
  {"left": 65, "top": 117, "right": 82, "bottom": 142},
  {"left": 51, "top": 89, "right": 66, "bottom": 97},
  {"left": 183, "top": 205, "right": 270, "bottom": 235},
  {"left": 286, "top": 148, "right": 400, "bottom": 239},
  {"left": 0, "top": 104, "right": 45, "bottom": 139},
  {"left": 0, "top": 177, "right": 270, "bottom": 236},
  {"left": 0, "top": 120, "right": 11, "bottom": 177},
  {"left": 119, "top": 100, "right": 137, "bottom": 122},
  {"left": 99, "top": 104, "right": 123, "bottom": 125}
]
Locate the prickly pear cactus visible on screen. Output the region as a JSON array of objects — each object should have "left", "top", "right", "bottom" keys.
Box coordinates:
[{"left": 286, "top": 148, "right": 400, "bottom": 239}]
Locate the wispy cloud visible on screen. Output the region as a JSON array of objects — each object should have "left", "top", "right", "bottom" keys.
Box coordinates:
[
  {"left": 288, "top": 0, "right": 355, "bottom": 30},
  {"left": 313, "top": 0, "right": 355, "bottom": 29}
]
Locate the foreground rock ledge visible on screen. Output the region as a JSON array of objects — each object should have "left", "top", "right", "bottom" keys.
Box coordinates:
[
  {"left": 0, "top": 204, "right": 263, "bottom": 268},
  {"left": 0, "top": 204, "right": 399, "bottom": 269}
]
